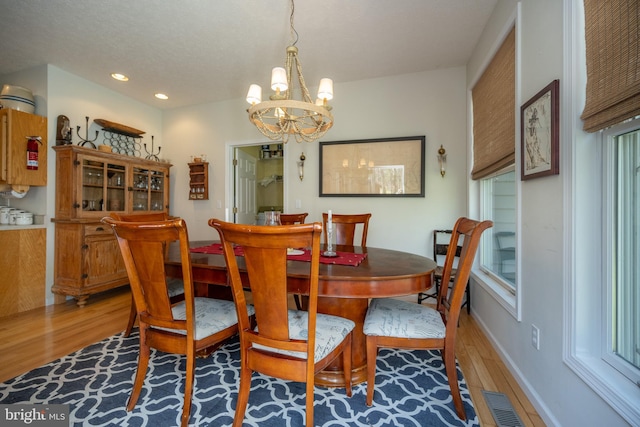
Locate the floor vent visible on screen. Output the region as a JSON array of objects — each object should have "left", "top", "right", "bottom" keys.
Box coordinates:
[{"left": 482, "top": 390, "right": 524, "bottom": 427}]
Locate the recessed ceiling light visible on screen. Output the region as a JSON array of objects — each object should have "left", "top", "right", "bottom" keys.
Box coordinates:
[
  {"left": 155, "top": 93, "right": 169, "bottom": 100},
  {"left": 111, "top": 73, "right": 129, "bottom": 82}
]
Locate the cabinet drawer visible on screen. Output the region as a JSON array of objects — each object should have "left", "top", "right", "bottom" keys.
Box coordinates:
[{"left": 84, "top": 223, "right": 113, "bottom": 236}]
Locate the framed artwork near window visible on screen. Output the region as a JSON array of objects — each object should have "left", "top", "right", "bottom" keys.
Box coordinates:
[
  {"left": 521, "top": 79, "right": 560, "bottom": 180},
  {"left": 319, "top": 136, "right": 425, "bottom": 197}
]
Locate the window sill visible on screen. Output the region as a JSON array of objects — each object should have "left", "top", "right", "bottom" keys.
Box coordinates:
[
  {"left": 565, "top": 352, "right": 640, "bottom": 424},
  {"left": 471, "top": 268, "right": 520, "bottom": 321}
]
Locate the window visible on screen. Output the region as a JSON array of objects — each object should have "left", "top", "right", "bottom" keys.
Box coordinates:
[
  {"left": 470, "top": 23, "right": 517, "bottom": 313},
  {"left": 568, "top": 2, "right": 640, "bottom": 420},
  {"left": 480, "top": 169, "right": 516, "bottom": 291},
  {"left": 603, "top": 120, "right": 640, "bottom": 385}
]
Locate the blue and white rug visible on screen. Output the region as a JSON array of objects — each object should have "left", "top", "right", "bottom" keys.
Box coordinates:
[{"left": 0, "top": 333, "right": 479, "bottom": 426}]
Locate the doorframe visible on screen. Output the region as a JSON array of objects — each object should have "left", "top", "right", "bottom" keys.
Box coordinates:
[{"left": 225, "top": 138, "right": 289, "bottom": 223}]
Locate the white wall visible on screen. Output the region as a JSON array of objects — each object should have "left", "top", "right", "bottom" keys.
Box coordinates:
[
  {"left": 467, "top": 1, "right": 627, "bottom": 426},
  {"left": 163, "top": 67, "right": 469, "bottom": 257}
]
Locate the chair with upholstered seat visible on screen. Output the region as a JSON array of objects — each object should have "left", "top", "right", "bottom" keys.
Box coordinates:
[
  {"left": 280, "top": 213, "right": 310, "bottom": 309},
  {"left": 280, "top": 212, "right": 309, "bottom": 225},
  {"left": 209, "top": 219, "right": 354, "bottom": 427},
  {"left": 417, "top": 229, "right": 471, "bottom": 314},
  {"left": 321, "top": 212, "right": 371, "bottom": 246},
  {"left": 110, "top": 212, "right": 185, "bottom": 337},
  {"left": 363, "top": 217, "right": 492, "bottom": 420},
  {"left": 102, "top": 217, "right": 253, "bottom": 427}
]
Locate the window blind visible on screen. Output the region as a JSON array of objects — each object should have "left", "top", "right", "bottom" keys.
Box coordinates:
[
  {"left": 471, "top": 27, "right": 516, "bottom": 180},
  {"left": 581, "top": 0, "right": 640, "bottom": 133}
]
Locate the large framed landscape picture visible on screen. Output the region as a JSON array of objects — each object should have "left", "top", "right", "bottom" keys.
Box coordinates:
[{"left": 319, "top": 136, "right": 425, "bottom": 197}]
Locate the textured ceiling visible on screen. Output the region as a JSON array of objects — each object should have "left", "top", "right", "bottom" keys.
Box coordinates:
[{"left": 0, "top": 0, "right": 497, "bottom": 110}]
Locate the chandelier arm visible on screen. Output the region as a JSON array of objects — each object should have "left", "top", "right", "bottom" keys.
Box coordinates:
[
  {"left": 293, "top": 53, "right": 314, "bottom": 104},
  {"left": 285, "top": 49, "right": 294, "bottom": 101}
]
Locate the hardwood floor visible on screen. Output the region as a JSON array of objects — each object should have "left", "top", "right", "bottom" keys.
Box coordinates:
[
  {"left": 455, "top": 307, "right": 546, "bottom": 426},
  {"left": 0, "top": 287, "right": 544, "bottom": 426}
]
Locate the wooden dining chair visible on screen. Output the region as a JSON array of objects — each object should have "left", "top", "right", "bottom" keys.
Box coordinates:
[
  {"left": 110, "top": 212, "right": 185, "bottom": 337},
  {"left": 209, "top": 219, "right": 355, "bottom": 427},
  {"left": 280, "top": 212, "right": 310, "bottom": 309},
  {"left": 102, "top": 217, "right": 252, "bottom": 427},
  {"left": 321, "top": 212, "right": 371, "bottom": 246},
  {"left": 363, "top": 217, "right": 493, "bottom": 420},
  {"left": 417, "top": 229, "right": 471, "bottom": 314},
  {"left": 280, "top": 212, "right": 309, "bottom": 225}
]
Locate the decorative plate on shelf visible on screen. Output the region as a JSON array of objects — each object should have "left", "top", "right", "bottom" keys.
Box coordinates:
[{"left": 94, "top": 119, "right": 145, "bottom": 137}]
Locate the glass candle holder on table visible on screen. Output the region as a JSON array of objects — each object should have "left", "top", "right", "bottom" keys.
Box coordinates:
[{"left": 324, "top": 218, "right": 337, "bottom": 257}]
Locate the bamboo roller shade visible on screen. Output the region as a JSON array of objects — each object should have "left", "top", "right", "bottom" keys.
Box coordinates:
[
  {"left": 471, "top": 27, "right": 516, "bottom": 180},
  {"left": 581, "top": 0, "right": 640, "bottom": 133}
]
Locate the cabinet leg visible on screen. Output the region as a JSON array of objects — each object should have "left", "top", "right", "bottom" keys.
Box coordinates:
[{"left": 75, "top": 295, "right": 90, "bottom": 307}]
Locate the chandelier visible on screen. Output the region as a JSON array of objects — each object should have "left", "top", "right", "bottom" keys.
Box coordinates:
[{"left": 245, "top": 0, "right": 334, "bottom": 143}]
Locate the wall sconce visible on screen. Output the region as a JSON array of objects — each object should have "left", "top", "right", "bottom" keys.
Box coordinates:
[
  {"left": 437, "top": 145, "right": 447, "bottom": 177},
  {"left": 297, "top": 152, "right": 306, "bottom": 181}
]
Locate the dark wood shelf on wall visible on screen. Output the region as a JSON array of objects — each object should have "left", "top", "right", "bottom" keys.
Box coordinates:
[{"left": 188, "top": 162, "right": 209, "bottom": 200}]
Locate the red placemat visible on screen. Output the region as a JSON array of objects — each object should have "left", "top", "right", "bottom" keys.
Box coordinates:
[{"left": 190, "top": 243, "right": 367, "bottom": 266}]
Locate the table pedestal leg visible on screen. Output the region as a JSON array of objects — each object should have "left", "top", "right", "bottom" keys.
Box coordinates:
[{"left": 314, "top": 296, "right": 369, "bottom": 387}]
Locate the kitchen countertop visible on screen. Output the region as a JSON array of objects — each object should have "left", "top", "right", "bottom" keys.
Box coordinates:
[{"left": 0, "top": 224, "right": 46, "bottom": 231}]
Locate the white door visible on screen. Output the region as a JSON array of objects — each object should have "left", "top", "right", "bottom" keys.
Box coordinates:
[{"left": 234, "top": 148, "right": 257, "bottom": 224}]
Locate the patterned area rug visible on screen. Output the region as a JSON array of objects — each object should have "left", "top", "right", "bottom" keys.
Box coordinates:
[{"left": 0, "top": 333, "right": 479, "bottom": 426}]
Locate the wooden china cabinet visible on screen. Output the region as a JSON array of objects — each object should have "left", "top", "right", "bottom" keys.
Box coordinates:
[{"left": 52, "top": 145, "right": 172, "bottom": 306}]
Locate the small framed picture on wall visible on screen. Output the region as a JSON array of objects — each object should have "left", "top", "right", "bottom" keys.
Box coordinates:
[{"left": 521, "top": 79, "right": 560, "bottom": 180}]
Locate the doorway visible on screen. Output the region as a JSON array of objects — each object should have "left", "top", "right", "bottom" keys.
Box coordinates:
[{"left": 231, "top": 143, "right": 285, "bottom": 224}]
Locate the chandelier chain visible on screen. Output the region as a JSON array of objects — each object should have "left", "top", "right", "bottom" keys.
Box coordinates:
[{"left": 289, "top": 0, "right": 299, "bottom": 46}]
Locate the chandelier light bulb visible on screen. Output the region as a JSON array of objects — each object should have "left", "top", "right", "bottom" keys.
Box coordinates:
[
  {"left": 317, "top": 78, "right": 334, "bottom": 101},
  {"left": 271, "top": 67, "right": 288, "bottom": 92},
  {"left": 246, "top": 84, "right": 262, "bottom": 105}
]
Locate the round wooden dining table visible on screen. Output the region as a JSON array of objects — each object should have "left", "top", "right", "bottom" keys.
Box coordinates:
[{"left": 165, "top": 241, "right": 436, "bottom": 387}]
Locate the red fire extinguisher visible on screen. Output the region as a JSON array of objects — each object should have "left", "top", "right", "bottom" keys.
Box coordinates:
[{"left": 26, "top": 136, "right": 42, "bottom": 170}]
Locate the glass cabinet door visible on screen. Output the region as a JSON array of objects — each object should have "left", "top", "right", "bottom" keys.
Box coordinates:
[
  {"left": 106, "top": 163, "right": 126, "bottom": 212},
  {"left": 131, "top": 167, "right": 167, "bottom": 212},
  {"left": 79, "top": 155, "right": 127, "bottom": 217},
  {"left": 80, "top": 158, "right": 105, "bottom": 214}
]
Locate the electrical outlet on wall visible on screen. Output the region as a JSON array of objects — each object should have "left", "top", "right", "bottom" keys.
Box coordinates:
[{"left": 532, "top": 324, "right": 540, "bottom": 350}]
